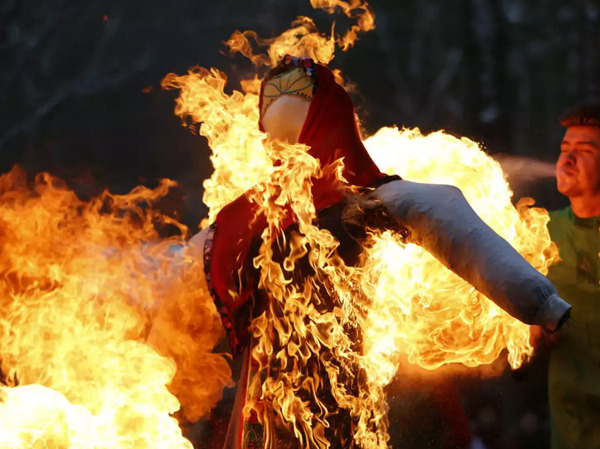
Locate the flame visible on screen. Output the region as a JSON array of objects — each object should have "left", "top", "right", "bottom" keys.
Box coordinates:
[
  {"left": 163, "top": 0, "right": 376, "bottom": 222},
  {"left": 163, "top": 1, "right": 559, "bottom": 447},
  {"left": 226, "top": 18, "right": 336, "bottom": 67},
  {"left": 0, "top": 0, "right": 559, "bottom": 447},
  {"left": 361, "top": 127, "right": 558, "bottom": 380},
  {"left": 162, "top": 69, "right": 268, "bottom": 222},
  {"left": 238, "top": 143, "right": 390, "bottom": 448},
  {"left": 0, "top": 167, "right": 231, "bottom": 447},
  {"left": 309, "top": 0, "right": 375, "bottom": 50},
  {"left": 164, "top": 63, "right": 391, "bottom": 447},
  {"left": 225, "top": 0, "right": 373, "bottom": 66}
]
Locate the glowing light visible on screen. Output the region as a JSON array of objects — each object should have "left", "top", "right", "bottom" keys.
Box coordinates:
[
  {"left": 162, "top": 2, "right": 559, "bottom": 446},
  {"left": 0, "top": 168, "right": 231, "bottom": 448}
]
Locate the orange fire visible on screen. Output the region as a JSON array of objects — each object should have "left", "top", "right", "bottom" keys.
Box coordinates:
[
  {"left": 225, "top": 0, "right": 373, "bottom": 67},
  {"left": 0, "top": 0, "right": 559, "bottom": 448},
  {"left": 163, "top": 1, "right": 558, "bottom": 446},
  {"left": 0, "top": 168, "right": 231, "bottom": 447},
  {"left": 361, "top": 127, "right": 557, "bottom": 382}
]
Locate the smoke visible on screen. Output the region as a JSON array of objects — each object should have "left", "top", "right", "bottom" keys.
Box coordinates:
[
  {"left": 385, "top": 352, "right": 509, "bottom": 390},
  {"left": 493, "top": 154, "right": 556, "bottom": 188}
]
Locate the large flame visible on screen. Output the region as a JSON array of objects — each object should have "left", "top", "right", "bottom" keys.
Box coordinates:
[
  {"left": 163, "top": 0, "right": 375, "bottom": 221},
  {"left": 360, "top": 127, "right": 557, "bottom": 383},
  {"left": 0, "top": 0, "right": 560, "bottom": 448},
  {"left": 0, "top": 168, "right": 231, "bottom": 447},
  {"left": 225, "top": 0, "right": 373, "bottom": 66},
  {"left": 162, "top": 69, "right": 267, "bottom": 222},
  {"left": 234, "top": 142, "right": 390, "bottom": 448},
  {"left": 162, "top": 1, "right": 559, "bottom": 447},
  {"left": 163, "top": 62, "right": 391, "bottom": 448}
]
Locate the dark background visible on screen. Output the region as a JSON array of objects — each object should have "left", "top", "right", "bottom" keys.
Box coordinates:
[
  {"left": 1, "top": 1, "right": 599, "bottom": 448},
  {"left": 2, "top": 0, "right": 598, "bottom": 227}
]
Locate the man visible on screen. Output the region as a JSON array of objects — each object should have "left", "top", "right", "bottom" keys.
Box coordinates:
[{"left": 547, "top": 103, "right": 600, "bottom": 449}]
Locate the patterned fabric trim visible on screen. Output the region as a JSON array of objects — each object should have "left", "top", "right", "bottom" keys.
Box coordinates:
[
  {"left": 203, "top": 222, "right": 242, "bottom": 354},
  {"left": 261, "top": 66, "right": 315, "bottom": 117},
  {"left": 280, "top": 54, "right": 316, "bottom": 78},
  {"left": 260, "top": 55, "right": 318, "bottom": 119},
  {"left": 241, "top": 410, "right": 263, "bottom": 449}
]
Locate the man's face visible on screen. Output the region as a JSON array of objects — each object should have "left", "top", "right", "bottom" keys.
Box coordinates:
[{"left": 556, "top": 125, "right": 600, "bottom": 198}]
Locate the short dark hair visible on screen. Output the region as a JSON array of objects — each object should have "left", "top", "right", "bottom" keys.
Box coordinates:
[{"left": 559, "top": 102, "right": 600, "bottom": 127}]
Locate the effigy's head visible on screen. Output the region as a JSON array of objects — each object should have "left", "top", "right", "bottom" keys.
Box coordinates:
[
  {"left": 259, "top": 55, "right": 382, "bottom": 189},
  {"left": 260, "top": 64, "right": 315, "bottom": 143}
]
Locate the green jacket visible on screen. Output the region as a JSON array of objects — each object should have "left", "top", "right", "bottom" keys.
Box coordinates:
[{"left": 547, "top": 206, "right": 600, "bottom": 449}]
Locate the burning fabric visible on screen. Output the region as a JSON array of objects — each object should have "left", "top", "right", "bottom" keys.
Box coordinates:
[
  {"left": 0, "top": 2, "right": 571, "bottom": 449},
  {"left": 163, "top": 51, "right": 570, "bottom": 448}
]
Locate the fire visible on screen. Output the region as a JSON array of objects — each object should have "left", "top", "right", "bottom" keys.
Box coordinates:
[
  {"left": 163, "top": 0, "right": 375, "bottom": 222},
  {"left": 360, "top": 127, "right": 558, "bottom": 382},
  {"left": 162, "top": 1, "right": 559, "bottom": 447},
  {"left": 225, "top": 0, "right": 373, "bottom": 66},
  {"left": 0, "top": 168, "right": 231, "bottom": 448},
  {"left": 0, "top": 0, "right": 560, "bottom": 448},
  {"left": 309, "top": 0, "right": 375, "bottom": 50},
  {"left": 162, "top": 69, "right": 267, "bottom": 222}
]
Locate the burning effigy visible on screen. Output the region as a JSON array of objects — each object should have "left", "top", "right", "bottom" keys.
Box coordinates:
[
  {"left": 0, "top": 1, "right": 571, "bottom": 449},
  {"left": 160, "top": 2, "right": 569, "bottom": 448}
]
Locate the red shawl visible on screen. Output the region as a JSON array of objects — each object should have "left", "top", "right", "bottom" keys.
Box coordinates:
[{"left": 206, "top": 56, "right": 384, "bottom": 352}]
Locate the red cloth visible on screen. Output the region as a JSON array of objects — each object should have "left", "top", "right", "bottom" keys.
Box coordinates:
[
  {"left": 209, "top": 57, "right": 384, "bottom": 352},
  {"left": 430, "top": 380, "right": 473, "bottom": 449}
]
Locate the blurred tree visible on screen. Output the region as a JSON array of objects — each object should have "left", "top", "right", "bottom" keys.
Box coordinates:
[
  {"left": 0, "top": 0, "right": 598, "bottom": 216},
  {"left": 0, "top": 0, "right": 151, "bottom": 151}
]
